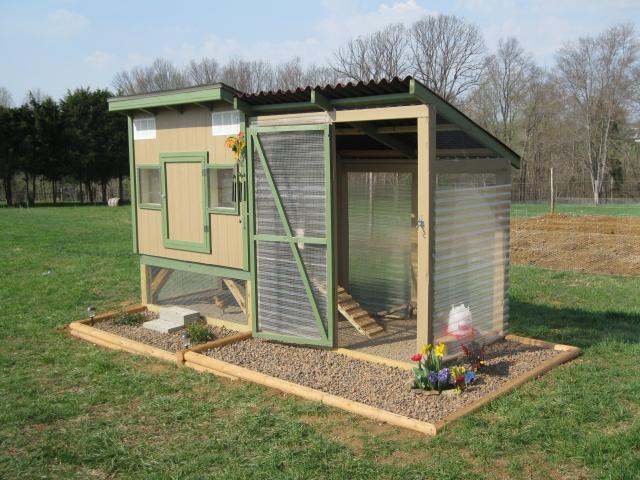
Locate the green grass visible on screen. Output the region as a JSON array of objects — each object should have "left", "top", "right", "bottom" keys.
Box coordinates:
[
  {"left": 2, "top": 206, "right": 640, "bottom": 479},
  {"left": 512, "top": 202, "right": 640, "bottom": 217}
]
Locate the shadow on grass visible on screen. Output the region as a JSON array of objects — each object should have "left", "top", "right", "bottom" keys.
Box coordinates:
[{"left": 510, "top": 298, "right": 640, "bottom": 349}]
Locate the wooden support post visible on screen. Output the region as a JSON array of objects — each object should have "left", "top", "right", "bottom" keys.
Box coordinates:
[
  {"left": 416, "top": 105, "right": 436, "bottom": 352},
  {"left": 140, "top": 264, "right": 149, "bottom": 305},
  {"left": 496, "top": 168, "right": 511, "bottom": 335},
  {"left": 550, "top": 167, "right": 555, "bottom": 215}
]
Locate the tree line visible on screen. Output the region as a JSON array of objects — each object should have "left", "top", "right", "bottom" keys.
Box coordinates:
[
  {"left": 2, "top": 14, "right": 639, "bottom": 206},
  {"left": 0, "top": 89, "right": 127, "bottom": 206}
]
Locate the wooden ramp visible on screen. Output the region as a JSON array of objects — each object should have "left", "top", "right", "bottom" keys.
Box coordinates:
[
  {"left": 222, "top": 279, "right": 247, "bottom": 315},
  {"left": 337, "top": 286, "right": 385, "bottom": 338}
]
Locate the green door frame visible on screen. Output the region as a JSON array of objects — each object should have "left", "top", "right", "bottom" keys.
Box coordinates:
[
  {"left": 160, "top": 152, "right": 211, "bottom": 254},
  {"left": 247, "top": 124, "right": 335, "bottom": 347}
]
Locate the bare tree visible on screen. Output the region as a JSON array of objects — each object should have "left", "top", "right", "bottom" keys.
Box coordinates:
[
  {"left": 556, "top": 23, "right": 640, "bottom": 203},
  {"left": 468, "top": 38, "right": 536, "bottom": 144},
  {"left": 221, "top": 59, "right": 275, "bottom": 93},
  {"left": 331, "top": 23, "right": 410, "bottom": 82},
  {"left": 409, "top": 14, "right": 486, "bottom": 102},
  {"left": 0, "top": 87, "right": 13, "bottom": 108},
  {"left": 186, "top": 57, "right": 220, "bottom": 86},
  {"left": 275, "top": 57, "right": 306, "bottom": 91},
  {"left": 113, "top": 58, "right": 189, "bottom": 95},
  {"left": 303, "top": 64, "right": 342, "bottom": 87}
]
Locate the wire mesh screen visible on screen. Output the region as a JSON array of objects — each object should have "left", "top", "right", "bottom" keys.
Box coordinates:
[
  {"left": 256, "top": 242, "right": 324, "bottom": 339},
  {"left": 252, "top": 129, "right": 328, "bottom": 340},
  {"left": 432, "top": 171, "right": 510, "bottom": 355},
  {"left": 147, "top": 266, "right": 247, "bottom": 326},
  {"left": 255, "top": 131, "right": 326, "bottom": 238},
  {"left": 254, "top": 154, "right": 286, "bottom": 236},
  {"left": 347, "top": 172, "right": 414, "bottom": 316}
]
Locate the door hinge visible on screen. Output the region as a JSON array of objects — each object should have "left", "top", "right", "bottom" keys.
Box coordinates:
[
  {"left": 202, "top": 167, "right": 207, "bottom": 177},
  {"left": 204, "top": 225, "right": 210, "bottom": 233}
]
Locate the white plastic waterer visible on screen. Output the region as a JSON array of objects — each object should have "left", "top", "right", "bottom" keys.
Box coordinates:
[{"left": 447, "top": 303, "right": 473, "bottom": 338}]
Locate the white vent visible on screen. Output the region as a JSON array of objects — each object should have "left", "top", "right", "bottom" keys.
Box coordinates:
[
  {"left": 133, "top": 117, "right": 156, "bottom": 140},
  {"left": 211, "top": 110, "right": 240, "bottom": 136}
]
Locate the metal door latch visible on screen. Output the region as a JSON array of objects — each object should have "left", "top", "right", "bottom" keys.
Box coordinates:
[{"left": 416, "top": 216, "right": 426, "bottom": 238}]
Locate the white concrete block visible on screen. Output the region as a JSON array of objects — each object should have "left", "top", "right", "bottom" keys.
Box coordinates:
[
  {"left": 159, "top": 306, "right": 200, "bottom": 326},
  {"left": 143, "top": 319, "right": 185, "bottom": 334}
]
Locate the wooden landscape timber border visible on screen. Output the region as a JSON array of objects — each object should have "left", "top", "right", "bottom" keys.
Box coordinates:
[{"left": 68, "top": 307, "right": 582, "bottom": 436}]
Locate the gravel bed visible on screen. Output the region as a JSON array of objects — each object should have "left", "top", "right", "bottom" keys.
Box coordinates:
[
  {"left": 94, "top": 313, "right": 237, "bottom": 353},
  {"left": 204, "top": 339, "right": 561, "bottom": 423}
]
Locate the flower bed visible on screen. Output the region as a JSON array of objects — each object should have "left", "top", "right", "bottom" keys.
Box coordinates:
[{"left": 202, "top": 337, "right": 572, "bottom": 424}]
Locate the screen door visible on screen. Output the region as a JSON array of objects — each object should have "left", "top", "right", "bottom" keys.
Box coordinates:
[
  {"left": 248, "top": 124, "right": 335, "bottom": 346},
  {"left": 160, "top": 152, "right": 211, "bottom": 253}
]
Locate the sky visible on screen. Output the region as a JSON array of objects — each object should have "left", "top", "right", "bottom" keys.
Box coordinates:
[{"left": 1, "top": 0, "right": 639, "bottom": 103}]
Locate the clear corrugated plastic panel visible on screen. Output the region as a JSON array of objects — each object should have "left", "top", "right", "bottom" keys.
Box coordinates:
[
  {"left": 347, "top": 172, "right": 414, "bottom": 316},
  {"left": 432, "top": 172, "right": 510, "bottom": 354}
]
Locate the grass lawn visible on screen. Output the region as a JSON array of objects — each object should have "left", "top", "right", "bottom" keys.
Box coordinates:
[
  {"left": 512, "top": 202, "right": 640, "bottom": 218},
  {"left": 1, "top": 206, "right": 639, "bottom": 479}
]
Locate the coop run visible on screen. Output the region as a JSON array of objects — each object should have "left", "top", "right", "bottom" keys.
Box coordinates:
[{"left": 108, "top": 76, "right": 518, "bottom": 362}]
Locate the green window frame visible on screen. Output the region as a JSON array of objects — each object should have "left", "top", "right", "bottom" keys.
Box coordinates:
[
  {"left": 206, "top": 164, "right": 239, "bottom": 215},
  {"left": 136, "top": 165, "right": 161, "bottom": 210}
]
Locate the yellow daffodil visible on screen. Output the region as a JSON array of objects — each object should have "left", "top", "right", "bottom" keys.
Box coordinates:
[
  {"left": 435, "top": 343, "right": 447, "bottom": 358},
  {"left": 421, "top": 343, "right": 432, "bottom": 355}
]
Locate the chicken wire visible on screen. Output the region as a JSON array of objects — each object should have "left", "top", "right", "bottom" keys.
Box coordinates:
[
  {"left": 147, "top": 266, "right": 247, "bottom": 326},
  {"left": 254, "top": 131, "right": 326, "bottom": 238},
  {"left": 252, "top": 129, "right": 329, "bottom": 340}
]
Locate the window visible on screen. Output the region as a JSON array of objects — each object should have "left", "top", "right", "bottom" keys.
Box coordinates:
[
  {"left": 211, "top": 110, "right": 240, "bottom": 136},
  {"left": 207, "top": 165, "right": 238, "bottom": 214},
  {"left": 137, "top": 166, "right": 161, "bottom": 208},
  {"left": 133, "top": 116, "right": 156, "bottom": 140}
]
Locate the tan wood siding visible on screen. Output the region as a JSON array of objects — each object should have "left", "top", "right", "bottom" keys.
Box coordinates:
[
  {"left": 166, "top": 162, "right": 204, "bottom": 244},
  {"left": 134, "top": 106, "right": 244, "bottom": 269}
]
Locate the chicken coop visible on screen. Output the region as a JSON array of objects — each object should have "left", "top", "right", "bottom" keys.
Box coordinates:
[{"left": 108, "top": 76, "right": 518, "bottom": 361}]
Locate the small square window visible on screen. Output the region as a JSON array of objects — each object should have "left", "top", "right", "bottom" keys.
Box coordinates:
[
  {"left": 207, "top": 167, "right": 237, "bottom": 212},
  {"left": 211, "top": 110, "right": 240, "bottom": 136},
  {"left": 138, "top": 167, "right": 161, "bottom": 207},
  {"left": 133, "top": 116, "right": 156, "bottom": 140}
]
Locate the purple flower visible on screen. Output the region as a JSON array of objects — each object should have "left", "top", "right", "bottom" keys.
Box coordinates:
[
  {"left": 427, "top": 371, "right": 438, "bottom": 385},
  {"left": 464, "top": 370, "right": 476, "bottom": 385},
  {"left": 437, "top": 368, "right": 451, "bottom": 384}
]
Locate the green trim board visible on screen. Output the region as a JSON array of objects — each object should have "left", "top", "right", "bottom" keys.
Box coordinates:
[
  {"left": 127, "top": 116, "right": 138, "bottom": 253},
  {"left": 140, "top": 255, "right": 251, "bottom": 281},
  {"left": 251, "top": 102, "right": 321, "bottom": 114},
  {"left": 310, "top": 90, "right": 332, "bottom": 112},
  {"left": 254, "top": 234, "right": 327, "bottom": 244},
  {"left": 246, "top": 130, "right": 258, "bottom": 339},
  {"left": 239, "top": 111, "right": 250, "bottom": 272},
  {"left": 330, "top": 92, "right": 416, "bottom": 108},
  {"left": 408, "top": 79, "right": 520, "bottom": 168},
  {"left": 247, "top": 124, "right": 335, "bottom": 347},
  {"left": 108, "top": 84, "right": 238, "bottom": 112},
  {"left": 205, "top": 163, "right": 240, "bottom": 215},
  {"left": 136, "top": 165, "right": 162, "bottom": 210},
  {"left": 160, "top": 152, "right": 211, "bottom": 254}
]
